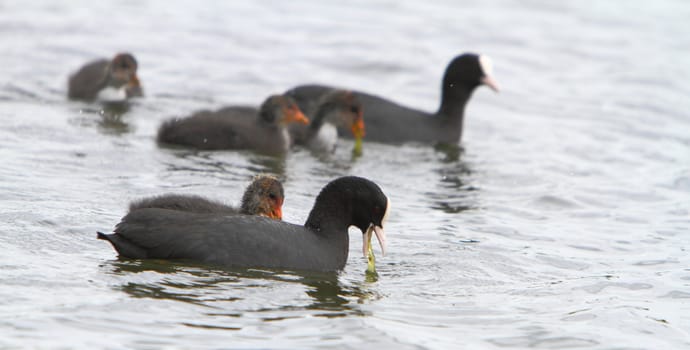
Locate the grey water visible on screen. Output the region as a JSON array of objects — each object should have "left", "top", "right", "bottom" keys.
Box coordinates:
[{"left": 1, "top": 0, "right": 689, "bottom": 349}]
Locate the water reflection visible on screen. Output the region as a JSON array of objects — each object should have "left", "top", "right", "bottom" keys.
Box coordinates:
[
  {"left": 68, "top": 102, "right": 134, "bottom": 135},
  {"left": 161, "top": 149, "right": 287, "bottom": 178},
  {"left": 103, "top": 259, "right": 380, "bottom": 318},
  {"left": 247, "top": 154, "right": 287, "bottom": 176},
  {"left": 429, "top": 155, "right": 478, "bottom": 214},
  {"left": 434, "top": 142, "right": 464, "bottom": 163},
  {"left": 161, "top": 150, "right": 236, "bottom": 174}
]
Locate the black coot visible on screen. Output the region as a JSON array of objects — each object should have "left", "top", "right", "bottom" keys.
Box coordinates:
[
  {"left": 129, "top": 175, "right": 284, "bottom": 219},
  {"left": 68, "top": 53, "right": 143, "bottom": 101},
  {"left": 286, "top": 53, "right": 498, "bottom": 144},
  {"left": 157, "top": 95, "right": 309, "bottom": 154},
  {"left": 98, "top": 176, "right": 389, "bottom": 272}
]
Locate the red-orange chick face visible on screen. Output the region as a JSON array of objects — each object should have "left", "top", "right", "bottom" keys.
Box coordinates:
[
  {"left": 333, "top": 91, "right": 365, "bottom": 140},
  {"left": 109, "top": 53, "right": 139, "bottom": 87},
  {"left": 281, "top": 98, "right": 309, "bottom": 125},
  {"left": 240, "top": 175, "right": 285, "bottom": 220}
]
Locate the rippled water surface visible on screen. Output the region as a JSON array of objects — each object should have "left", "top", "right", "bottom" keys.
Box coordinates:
[{"left": 2, "top": 1, "right": 690, "bottom": 349}]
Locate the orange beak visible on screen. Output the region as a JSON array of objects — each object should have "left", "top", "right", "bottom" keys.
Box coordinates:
[
  {"left": 351, "top": 112, "right": 365, "bottom": 139},
  {"left": 284, "top": 107, "right": 310, "bottom": 125},
  {"left": 269, "top": 197, "right": 283, "bottom": 220},
  {"left": 128, "top": 74, "right": 141, "bottom": 88}
]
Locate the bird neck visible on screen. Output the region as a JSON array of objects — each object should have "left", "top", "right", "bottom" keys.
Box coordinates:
[
  {"left": 437, "top": 84, "right": 476, "bottom": 140},
  {"left": 439, "top": 83, "right": 476, "bottom": 118},
  {"left": 104, "top": 66, "right": 127, "bottom": 89},
  {"left": 304, "top": 193, "right": 351, "bottom": 237},
  {"left": 304, "top": 195, "right": 351, "bottom": 268},
  {"left": 257, "top": 118, "right": 282, "bottom": 132},
  {"left": 307, "top": 105, "right": 332, "bottom": 135}
]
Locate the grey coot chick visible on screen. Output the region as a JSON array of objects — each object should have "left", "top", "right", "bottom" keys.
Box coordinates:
[
  {"left": 68, "top": 52, "right": 143, "bottom": 101},
  {"left": 157, "top": 94, "right": 309, "bottom": 155},
  {"left": 129, "top": 174, "right": 284, "bottom": 219}
]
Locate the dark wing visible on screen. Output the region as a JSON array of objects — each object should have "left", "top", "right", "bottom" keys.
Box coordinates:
[
  {"left": 349, "top": 91, "right": 434, "bottom": 143},
  {"left": 107, "top": 209, "right": 344, "bottom": 271},
  {"left": 287, "top": 84, "right": 435, "bottom": 143},
  {"left": 68, "top": 59, "right": 109, "bottom": 100},
  {"left": 214, "top": 106, "right": 258, "bottom": 118},
  {"left": 157, "top": 112, "right": 251, "bottom": 150},
  {"left": 129, "top": 194, "right": 238, "bottom": 214},
  {"left": 285, "top": 84, "right": 333, "bottom": 116}
]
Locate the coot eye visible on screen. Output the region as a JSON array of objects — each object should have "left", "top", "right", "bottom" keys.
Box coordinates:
[
  {"left": 269, "top": 193, "right": 277, "bottom": 200},
  {"left": 350, "top": 106, "right": 359, "bottom": 114}
]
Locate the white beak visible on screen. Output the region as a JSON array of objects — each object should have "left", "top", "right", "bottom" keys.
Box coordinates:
[
  {"left": 481, "top": 76, "right": 500, "bottom": 92},
  {"left": 363, "top": 224, "right": 386, "bottom": 258}
]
